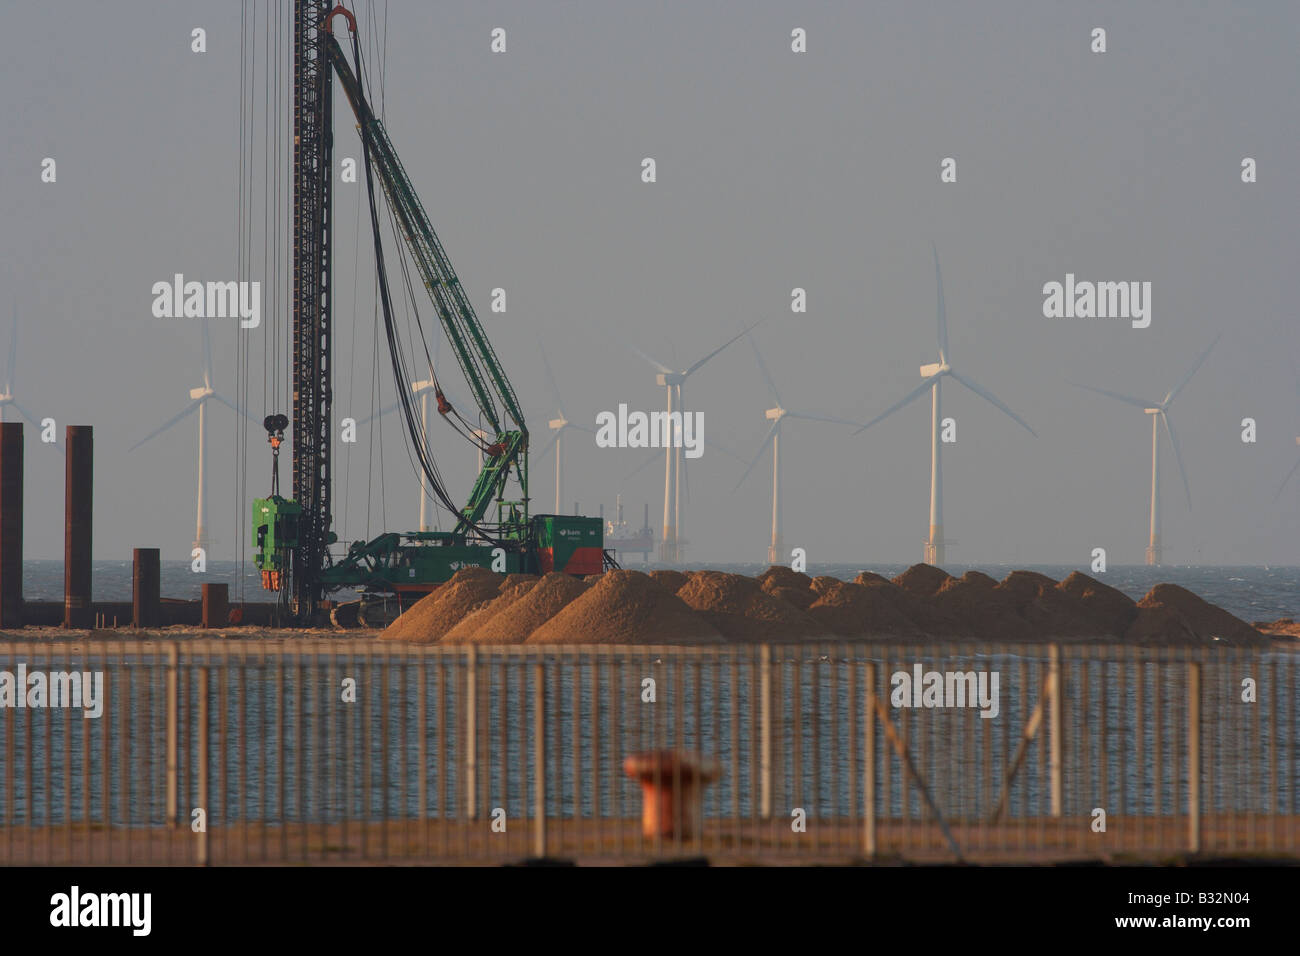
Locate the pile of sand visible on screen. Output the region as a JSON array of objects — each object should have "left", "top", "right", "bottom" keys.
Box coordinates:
[
  {"left": 1055, "top": 572, "right": 1138, "bottom": 636},
  {"left": 648, "top": 569, "right": 690, "bottom": 594},
  {"left": 757, "top": 566, "right": 816, "bottom": 609},
  {"left": 677, "top": 570, "right": 821, "bottom": 640},
  {"left": 892, "top": 563, "right": 953, "bottom": 598},
  {"left": 473, "top": 572, "right": 591, "bottom": 644},
  {"left": 1126, "top": 583, "right": 1263, "bottom": 646},
  {"left": 380, "top": 567, "right": 502, "bottom": 643},
  {"left": 805, "top": 579, "right": 920, "bottom": 639},
  {"left": 438, "top": 574, "right": 539, "bottom": 643},
  {"left": 854, "top": 571, "right": 893, "bottom": 588},
  {"left": 930, "top": 571, "right": 1018, "bottom": 639},
  {"left": 528, "top": 570, "right": 723, "bottom": 644}
]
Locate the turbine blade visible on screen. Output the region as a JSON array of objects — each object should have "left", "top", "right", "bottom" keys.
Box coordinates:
[
  {"left": 209, "top": 392, "right": 261, "bottom": 425},
  {"left": 1165, "top": 332, "right": 1221, "bottom": 406},
  {"left": 734, "top": 420, "right": 779, "bottom": 491},
  {"left": 1277, "top": 453, "right": 1300, "bottom": 501},
  {"left": 621, "top": 447, "right": 662, "bottom": 482},
  {"left": 683, "top": 317, "right": 766, "bottom": 379},
  {"left": 534, "top": 428, "right": 561, "bottom": 464},
  {"left": 130, "top": 400, "right": 203, "bottom": 451},
  {"left": 748, "top": 330, "right": 783, "bottom": 407},
  {"left": 357, "top": 400, "right": 403, "bottom": 426},
  {"left": 1160, "top": 410, "right": 1192, "bottom": 509},
  {"left": 785, "top": 410, "right": 866, "bottom": 428},
  {"left": 932, "top": 242, "right": 949, "bottom": 363},
  {"left": 1068, "top": 381, "right": 1158, "bottom": 410},
  {"left": 535, "top": 334, "right": 566, "bottom": 417},
  {"left": 10, "top": 401, "right": 63, "bottom": 455},
  {"left": 853, "top": 377, "right": 935, "bottom": 435},
  {"left": 950, "top": 370, "right": 1037, "bottom": 436},
  {"left": 626, "top": 342, "right": 673, "bottom": 376}
]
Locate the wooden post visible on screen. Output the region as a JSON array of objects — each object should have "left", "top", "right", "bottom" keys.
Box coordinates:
[
  {"left": 466, "top": 645, "right": 477, "bottom": 820},
  {"left": 1188, "top": 660, "right": 1201, "bottom": 854},
  {"left": 759, "top": 645, "right": 772, "bottom": 820},
  {"left": 166, "top": 643, "right": 178, "bottom": 827},
  {"left": 533, "top": 659, "right": 546, "bottom": 858},
  {"left": 196, "top": 666, "right": 209, "bottom": 866},
  {"left": 1049, "top": 644, "right": 1062, "bottom": 818},
  {"left": 864, "top": 661, "right": 876, "bottom": 857}
]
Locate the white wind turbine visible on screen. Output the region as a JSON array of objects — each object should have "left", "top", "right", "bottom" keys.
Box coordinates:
[
  {"left": 533, "top": 340, "right": 596, "bottom": 514},
  {"left": 131, "top": 322, "right": 256, "bottom": 552},
  {"left": 629, "top": 321, "right": 760, "bottom": 564},
  {"left": 1071, "top": 333, "right": 1220, "bottom": 566},
  {"left": 0, "top": 307, "right": 59, "bottom": 450},
  {"left": 856, "top": 244, "right": 1036, "bottom": 567},
  {"left": 735, "top": 332, "right": 864, "bottom": 564}
]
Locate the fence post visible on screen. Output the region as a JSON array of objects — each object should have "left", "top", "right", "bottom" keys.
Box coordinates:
[
  {"left": 864, "top": 660, "right": 876, "bottom": 858},
  {"left": 466, "top": 645, "right": 477, "bottom": 820},
  {"left": 1188, "top": 659, "right": 1201, "bottom": 854},
  {"left": 1049, "top": 644, "right": 1062, "bottom": 818},
  {"left": 196, "top": 665, "right": 209, "bottom": 866},
  {"left": 760, "top": 645, "right": 772, "bottom": 820},
  {"left": 166, "top": 642, "right": 178, "bottom": 827},
  {"left": 533, "top": 658, "right": 546, "bottom": 858}
]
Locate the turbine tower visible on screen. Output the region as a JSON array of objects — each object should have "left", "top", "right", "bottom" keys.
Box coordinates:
[
  {"left": 630, "top": 321, "right": 759, "bottom": 563},
  {"left": 856, "top": 244, "right": 1036, "bottom": 567},
  {"left": 534, "top": 341, "right": 595, "bottom": 514},
  {"left": 131, "top": 322, "right": 256, "bottom": 552},
  {"left": 735, "top": 332, "right": 863, "bottom": 564},
  {"left": 1071, "top": 333, "right": 1220, "bottom": 566}
]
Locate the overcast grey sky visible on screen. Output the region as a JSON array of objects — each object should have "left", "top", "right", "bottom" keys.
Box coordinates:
[{"left": 2, "top": 1, "right": 1298, "bottom": 566}]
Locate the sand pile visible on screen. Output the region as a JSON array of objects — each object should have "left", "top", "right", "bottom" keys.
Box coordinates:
[
  {"left": 677, "top": 570, "right": 821, "bottom": 641},
  {"left": 757, "top": 566, "right": 816, "bottom": 609},
  {"left": 438, "top": 574, "right": 539, "bottom": 643},
  {"left": 805, "top": 579, "right": 921, "bottom": 639},
  {"left": 380, "top": 567, "right": 501, "bottom": 643},
  {"left": 1126, "top": 583, "right": 1263, "bottom": 646},
  {"left": 1055, "top": 572, "right": 1138, "bottom": 635},
  {"left": 892, "top": 564, "right": 953, "bottom": 598},
  {"left": 528, "top": 570, "right": 723, "bottom": 644},
  {"left": 473, "top": 572, "right": 591, "bottom": 644},
  {"left": 928, "top": 571, "right": 1021, "bottom": 640},
  {"left": 854, "top": 571, "right": 893, "bottom": 588},
  {"left": 648, "top": 569, "right": 690, "bottom": 593}
]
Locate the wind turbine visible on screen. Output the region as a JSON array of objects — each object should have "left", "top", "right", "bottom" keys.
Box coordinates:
[
  {"left": 0, "top": 307, "right": 57, "bottom": 448},
  {"left": 130, "top": 322, "right": 256, "bottom": 552},
  {"left": 735, "top": 332, "right": 863, "bottom": 564},
  {"left": 629, "top": 320, "right": 761, "bottom": 563},
  {"left": 533, "top": 340, "right": 596, "bottom": 514},
  {"left": 855, "top": 244, "right": 1036, "bottom": 567},
  {"left": 1071, "top": 333, "right": 1220, "bottom": 566}
]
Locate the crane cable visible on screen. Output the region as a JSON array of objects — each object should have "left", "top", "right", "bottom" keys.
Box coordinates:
[{"left": 341, "top": 18, "right": 509, "bottom": 546}]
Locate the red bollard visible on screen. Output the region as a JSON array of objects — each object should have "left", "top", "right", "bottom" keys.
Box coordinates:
[{"left": 623, "top": 750, "right": 719, "bottom": 841}]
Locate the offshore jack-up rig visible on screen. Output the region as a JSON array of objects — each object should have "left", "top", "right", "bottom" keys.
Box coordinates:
[{"left": 253, "top": 3, "right": 610, "bottom": 623}]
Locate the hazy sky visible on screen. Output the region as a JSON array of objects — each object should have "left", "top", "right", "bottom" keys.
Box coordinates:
[{"left": 2, "top": 1, "right": 1298, "bottom": 567}]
